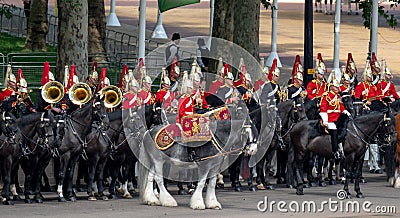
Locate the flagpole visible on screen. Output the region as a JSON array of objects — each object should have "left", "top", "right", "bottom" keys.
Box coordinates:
[
  {"left": 207, "top": 0, "right": 215, "bottom": 48},
  {"left": 138, "top": 0, "right": 146, "bottom": 60}
]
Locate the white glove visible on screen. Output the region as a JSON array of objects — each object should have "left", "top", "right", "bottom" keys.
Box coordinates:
[
  {"left": 343, "top": 110, "right": 351, "bottom": 117},
  {"left": 320, "top": 112, "right": 329, "bottom": 126}
]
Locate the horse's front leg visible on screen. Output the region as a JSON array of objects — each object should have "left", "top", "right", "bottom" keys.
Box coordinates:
[
  {"left": 57, "top": 152, "right": 70, "bottom": 202},
  {"left": 295, "top": 160, "right": 305, "bottom": 195},
  {"left": 65, "top": 154, "right": 80, "bottom": 202},
  {"left": 354, "top": 159, "right": 364, "bottom": 198},
  {"left": 2, "top": 156, "right": 14, "bottom": 205},
  {"left": 153, "top": 162, "right": 177, "bottom": 207},
  {"left": 96, "top": 158, "right": 108, "bottom": 200},
  {"left": 190, "top": 177, "right": 207, "bottom": 210},
  {"left": 87, "top": 157, "right": 98, "bottom": 201},
  {"left": 22, "top": 158, "right": 37, "bottom": 203},
  {"left": 205, "top": 170, "right": 222, "bottom": 209},
  {"left": 33, "top": 153, "right": 52, "bottom": 203}
]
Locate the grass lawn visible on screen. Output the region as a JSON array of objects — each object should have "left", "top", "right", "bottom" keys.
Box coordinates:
[{"left": 0, "top": 33, "right": 56, "bottom": 55}]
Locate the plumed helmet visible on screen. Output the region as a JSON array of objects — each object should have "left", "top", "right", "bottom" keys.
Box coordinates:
[
  {"left": 363, "top": 60, "right": 373, "bottom": 81},
  {"left": 328, "top": 70, "right": 340, "bottom": 88},
  {"left": 245, "top": 73, "right": 252, "bottom": 82},
  {"left": 180, "top": 71, "right": 193, "bottom": 94},
  {"left": 268, "top": 58, "right": 280, "bottom": 81},
  {"left": 370, "top": 52, "right": 380, "bottom": 75},
  {"left": 223, "top": 64, "right": 234, "bottom": 80},
  {"left": 17, "top": 68, "right": 28, "bottom": 93},
  {"left": 317, "top": 67, "right": 325, "bottom": 75},
  {"left": 217, "top": 57, "right": 224, "bottom": 77},
  {"left": 161, "top": 67, "right": 171, "bottom": 86},
  {"left": 292, "top": 55, "right": 303, "bottom": 82}
]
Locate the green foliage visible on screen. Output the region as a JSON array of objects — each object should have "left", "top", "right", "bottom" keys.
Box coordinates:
[
  {"left": 359, "top": 0, "right": 398, "bottom": 29},
  {"left": 0, "top": 4, "right": 16, "bottom": 19},
  {"left": 0, "top": 33, "right": 56, "bottom": 55}
]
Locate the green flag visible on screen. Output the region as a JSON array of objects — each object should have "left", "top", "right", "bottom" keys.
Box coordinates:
[{"left": 158, "top": 0, "right": 201, "bottom": 13}]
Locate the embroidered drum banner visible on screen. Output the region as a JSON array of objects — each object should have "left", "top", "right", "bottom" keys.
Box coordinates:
[{"left": 181, "top": 114, "right": 211, "bottom": 143}]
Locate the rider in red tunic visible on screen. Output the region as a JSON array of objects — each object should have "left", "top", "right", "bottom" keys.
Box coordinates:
[
  {"left": 306, "top": 53, "right": 327, "bottom": 101},
  {"left": 122, "top": 78, "right": 141, "bottom": 110},
  {"left": 376, "top": 60, "right": 399, "bottom": 102},
  {"left": 253, "top": 58, "right": 269, "bottom": 92},
  {"left": 156, "top": 68, "right": 176, "bottom": 112},
  {"left": 191, "top": 69, "right": 209, "bottom": 111},
  {"left": 355, "top": 60, "right": 379, "bottom": 103},
  {"left": 209, "top": 58, "right": 225, "bottom": 94},
  {"left": 320, "top": 71, "right": 351, "bottom": 159},
  {"left": 177, "top": 72, "right": 194, "bottom": 123},
  {"left": 0, "top": 64, "right": 16, "bottom": 103},
  {"left": 137, "top": 66, "right": 155, "bottom": 106}
]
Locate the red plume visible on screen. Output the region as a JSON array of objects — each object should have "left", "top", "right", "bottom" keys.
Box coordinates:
[
  {"left": 91, "top": 61, "right": 98, "bottom": 72},
  {"left": 118, "top": 64, "right": 128, "bottom": 88},
  {"left": 98, "top": 68, "right": 107, "bottom": 90},
  {"left": 137, "top": 58, "right": 144, "bottom": 80},
  {"left": 223, "top": 63, "right": 230, "bottom": 78},
  {"left": 16, "top": 68, "right": 24, "bottom": 85},
  {"left": 41, "top": 62, "right": 50, "bottom": 86},
  {"left": 291, "top": 55, "right": 301, "bottom": 82},
  {"left": 66, "top": 65, "right": 77, "bottom": 90},
  {"left": 317, "top": 53, "right": 323, "bottom": 62},
  {"left": 268, "top": 58, "right": 277, "bottom": 81}
]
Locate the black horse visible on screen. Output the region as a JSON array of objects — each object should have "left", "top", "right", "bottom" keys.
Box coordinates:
[
  {"left": 56, "top": 97, "right": 109, "bottom": 202},
  {"left": 291, "top": 110, "right": 395, "bottom": 197},
  {"left": 0, "top": 112, "right": 22, "bottom": 205}
]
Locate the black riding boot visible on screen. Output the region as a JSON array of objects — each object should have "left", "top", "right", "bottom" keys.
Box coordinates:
[{"left": 329, "top": 129, "right": 341, "bottom": 159}]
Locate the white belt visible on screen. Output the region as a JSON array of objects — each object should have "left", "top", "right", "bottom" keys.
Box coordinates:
[{"left": 327, "top": 110, "right": 341, "bottom": 113}]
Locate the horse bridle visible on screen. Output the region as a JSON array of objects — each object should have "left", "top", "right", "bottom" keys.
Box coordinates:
[{"left": 1, "top": 112, "right": 18, "bottom": 143}]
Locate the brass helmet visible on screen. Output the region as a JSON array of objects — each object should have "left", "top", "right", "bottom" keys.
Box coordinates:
[
  {"left": 41, "top": 81, "right": 65, "bottom": 104},
  {"left": 68, "top": 82, "right": 92, "bottom": 105}
]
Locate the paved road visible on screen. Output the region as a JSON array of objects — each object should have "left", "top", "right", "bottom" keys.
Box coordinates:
[{"left": 1, "top": 168, "right": 398, "bottom": 218}]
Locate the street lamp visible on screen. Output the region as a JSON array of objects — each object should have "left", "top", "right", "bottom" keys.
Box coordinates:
[
  {"left": 266, "top": 0, "right": 282, "bottom": 68},
  {"left": 106, "top": 0, "right": 121, "bottom": 26},
  {"left": 151, "top": 10, "right": 168, "bottom": 39}
]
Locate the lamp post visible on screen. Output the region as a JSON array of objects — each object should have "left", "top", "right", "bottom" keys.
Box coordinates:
[
  {"left": 138, "top": 0, "right": 146, "bottom": 60},
  {"left": 151, "top": 10, "right": 168, "bottom": 39},
  {"left": 266, "top": 0, "right": 282, "bottom": 67},
  {"left": 332, "top": 0, "right": 342, "bottom": 80},
  {"left": 106, "top": 0, "right": 121, "bottom": 26}
]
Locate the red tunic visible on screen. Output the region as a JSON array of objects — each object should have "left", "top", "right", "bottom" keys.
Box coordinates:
[
  {"left": 339, "top": 85, "right": 355, "bottom": 96},
  {"left": 122, "top": 92, "right": 140, "bottom": 109},
  {"left": 209, "top": 80, "right": 224, "bottom": 94},
  {"left": 253, "top": 79, "right": 265, "bottom": 91},
  {"left": 355, "top": 81, "right": 379, "bottom": 101},
  {"left": 155, "top": 88, "right": 175, "bottom": 110},
  {"left": 137, "top": 89, "right": 155, "bottom": 105},
  {"left": 0, "top": 88, "right": 14, "bottom": 102},
  {"left": 306, "top": 79, "right": 326, "bottom": 100},
  {"left": 320, "top": 91, "right": 346, "bottom": 122},
  {"left": 376, "top": 80, "right": 399, "bottom": 99},
  {"left": 177, "top": 94, "right": 194, "bottom": 123}
]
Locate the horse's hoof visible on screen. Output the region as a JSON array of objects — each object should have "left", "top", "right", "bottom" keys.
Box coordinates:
[
  {"left": 304, "top": 183, "right": 310, "bottom": 188},
  {"left": 68, "top": 197, "right": 77, "bottom": 202},
  {"left": 286, "top": 184, "right": 294, "bottom": 189},
  {"left": 296, "top": 190, "right": 304, "bottom": 195},
  {"left": 329, "top": 180, "right": 337, "bottom": 185},
  {"left": 3, "top": 200, "right": 14, "bottom": 205},
  {"left": 216, "top": 184, "right": 224, "bottom": 189},
  {"left": 234, "top": 186, "right": 242, "bottom": 192},
  {"left": 77, "top": 187, "right": 85, "bottom": 192},
  {"left": 249, "top": 186, "right": 257, "bottom": 192},
  {"left": 35, "top": 198, "right": 43, "bottom": 204},
  {"left": 360, "top": 178, "right": 367, "bottom": 183},
  {"left": 13, "top": 195, "right": 22, "bottom": 201},
  {"left": 24, "top": 198, "right": 32, "bottom": 204},
  {"left": 88, "top": 196, "right": 97, "bottom": 201},
  {"left": 266, "top": 185, "right": 274, "bottom": 190},
  {"left": 122, "top": 193, "right": 132, "bottom": 199},
  {"left": 188, "top": 189, "right": 195, "bottom": 195},
  {"left": 257, "top": 184, "right": 266, "bottom": 190},
  {"left": 102, "top": 196, "right": 109, "bottom": 201},
  {"left": 356, "top": 193, "right": 364, "bottom": 198},
  {"left": 319, "top": 181, "right": 327, "bottom": 187},
  {"left": 374, "top": 169, "right": 383, "bottom": 174},
  {"left": 58, "top": 197, "right": 66, "bottom": 202},
  {"left": 178, "top": 189, "right": 186, "bottom": 195},
  {"left": 310, "top": 182, "right": 318, "bottom": 187},
  {"left": 109, "top": 194, "right": 118, "bottom": 200}
]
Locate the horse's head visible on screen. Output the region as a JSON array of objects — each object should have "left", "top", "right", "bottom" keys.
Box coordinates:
[
  {"left": 46, "top": 111, "right": 66, "bottom": 148},
  {"left": 292, "top": 96, "right": 307, "bottom": 121},
  {"left": 376, "top": 109, "right": 396, "bottom": 146},
  {"left": 93, "top": 95, "right": 110, "bottom": 130},
  {"left": 151, "top": 100, "right": 164, "bottom": 127},
  {"left": 0, "top": 112, "right": 21, "bottom": 144},
  {"left": 341, "top": 92, "right": 355, "bottom": 117}
]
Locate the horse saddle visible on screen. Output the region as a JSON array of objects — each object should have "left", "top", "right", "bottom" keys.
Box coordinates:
[
  {"left": 154, "top": 113, "right": 213, "bottom": 150},
  {"left": 308, "top": 120, "right": 329, "bottom": 140}
]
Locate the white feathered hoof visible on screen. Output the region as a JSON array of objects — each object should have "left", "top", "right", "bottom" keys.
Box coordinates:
[
  {"left": 190, "top": 198, "right": 206, "bottom": 210},
  {"left": 123, "top": 193, "right": 133, "bottom": 199},
  {"left": 88, "top": 196, "right": 97, "bottom": 201},
  {"left": 205, "top": 199, "right": 222, "bottom": 210},
  {"left": 160, "top": 194, "right": 178, "bottom": 207},
  {"left": 394, "top": 178, "right": 400, "bottom": 188},
  {"left": 388, "top": 177, "right": 395, "bottom": 186}
]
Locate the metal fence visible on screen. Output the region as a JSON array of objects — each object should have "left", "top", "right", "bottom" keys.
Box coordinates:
[{"left": 0, "top": 4, "right": 196, "bottom": 89}]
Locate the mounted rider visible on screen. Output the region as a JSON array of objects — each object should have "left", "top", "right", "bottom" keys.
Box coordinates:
[
  {"left": 177, "top": 71, "right": 194, "bottom": 123},
  {"left": 260, "top": 58, "right": 281, "bottom": 104},
  {"left": 320, "top": 71, "right": 352, "bottom": 159},
  {"left": 340, "top": 68, "right": 355, "bottom": 96},
  {"left": 86, "top": 61, "right": 99, "bottom": 93},
  {"left": 370, "top": 52, "right": 381, "bottom": 85},
  {"left": 376, "top": 59, "right": 399, "bottom": 103},
  {"left": 121, "top": 70, "right": 141, "bottom": 110},
  {"left": 64, "top": 65, "right": 81, "bottom": 113},
  {"left": 209, "top": 57, "right": 225, "bottom": 94},
  {"left": 345, "top": 53, "right": 358, "bottom": 88},
  {"left": 216, "top": 64, "right": 240, "bottom": 105},
  {"left": 354, "top": 59, "right": 380, "bottom": 109},
  {"left": 253, "top": 58, "right": 269, "bottom": 92},
  {"left": 156, "top": 68, "right": 177, "bottom": 113},
  {"left": 137, "top": 66, "right": 155, "bottom": 106},
  {"left": 190, "top": 61, "right": 209, "bottom": 113},
  {"left": 306, "top": 53, "right": 327, "bottom": 101},
  {"left": 287, "top": 56, "right": 305, "bottom": 100},
  {"left": 0, "top": 64, "right": 17, "bottom": 105},
  {"left": 14, "top": 68, "right": 36, "bottom": 117}
]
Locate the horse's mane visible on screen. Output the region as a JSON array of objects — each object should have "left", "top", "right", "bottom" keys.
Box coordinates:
[
  {"left": 18, "top": 112, "right": 42, "bottom": 125},
  {"left": 108, "top": 109, "right": 122, "bottom": 122}
]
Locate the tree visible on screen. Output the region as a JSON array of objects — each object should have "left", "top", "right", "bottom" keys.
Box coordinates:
[
  {"left": 211, "top": 0, "right": 261, "bottom": 71},
  {"left": 25, "top": 0, "right": 48, "bottom": 51},
  {"left": 360, "top": 0, "right": 398, "bottom": 29},
  {"left": 56, "top": 0, "right": 88, "bottom": 82},
  {"left": 88, "top": 0, "right": 107, "bottom": 63}
]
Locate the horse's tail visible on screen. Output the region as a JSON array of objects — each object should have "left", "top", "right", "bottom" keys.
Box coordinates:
[{"left": 138, "top": 162, "right": 149, "bottom": 203}]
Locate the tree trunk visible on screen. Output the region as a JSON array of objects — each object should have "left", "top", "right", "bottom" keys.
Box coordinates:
[
  {"left": 25, "top": 0, "right": 48, "bottom": 51},
  {"left": 56, "top": 0, "right": 88, "bottom": 82},
  {"left": 88, "top": 0, "right": 107, "bottom": 63},
  {"left": 210, "top": 0, "right": 234, "bottom": 73},
  {"left": 233, "top": 0, "right": 260, "bottom": 60}
]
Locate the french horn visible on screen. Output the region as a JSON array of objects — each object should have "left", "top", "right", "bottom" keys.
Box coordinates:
[
  {"left": 68, "top": 82, "right": 92, "bottom": 105},
  {"left": 100, "top": 85, "right": 122, "bottom": 108},
  {"left": 41, "top": 81, "right": 65, "bottom": 104}
]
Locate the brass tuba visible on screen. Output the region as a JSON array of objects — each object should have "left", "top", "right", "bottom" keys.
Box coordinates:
[
  {"left": 41, "top": 81, "right": 65, "bottom": 104},
  {"left": 100, "top": 85, "right": 122, "bottom": 108},
  {"left": 68, "top": 82, "right": 92, "bottom": 105}
]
